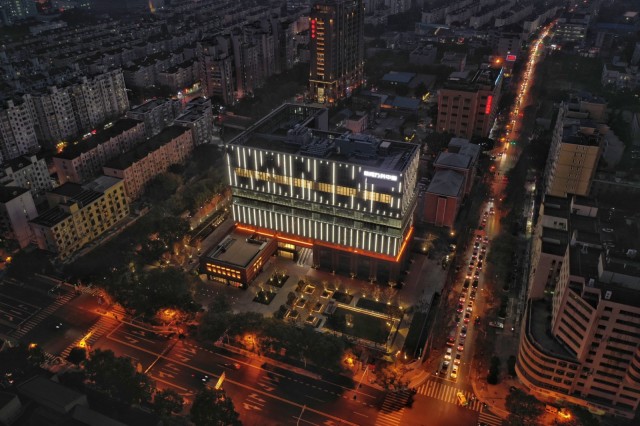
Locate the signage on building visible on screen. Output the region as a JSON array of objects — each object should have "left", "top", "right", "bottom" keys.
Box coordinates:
[
  {"left": 506, "top": 54, "right": 517, "bottom": 62},
  {"left": 311, "top": 19, "right": 316, "bottom": 39},
  {"left": 364, "top": 171, "right": 398, "bottom": 181}
]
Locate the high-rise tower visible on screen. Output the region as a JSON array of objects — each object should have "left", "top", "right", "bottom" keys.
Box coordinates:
[{"left": 309, "top": 0, "right": 364, "bottom": 104}]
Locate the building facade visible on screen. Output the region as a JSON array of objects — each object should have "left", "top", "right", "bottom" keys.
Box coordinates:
[
  {"left": 517, "top": 195, "right": 640, "bottom": 419},
  {"left": 0, "top": 186, "right": 37, "bottom": 248},
  {"left": 0, "top": 154, "right": 53, "bottom": 200},
  {"left": 174, "top": 97, "right": 216, "bottom": 146},
  {"left": 0, "top": 98, "right": 40, "bottom": 164},
  {"left": 126, "top": 98, "right": 182, "bottom": 138},
  {"left": 103, "top": 126, "right": 193, "bottom": 200},
  {"left": 437, "top": 66, "right": 504, "bottom": 139},
  {"left": 53, "top": 118, "right": 146, "bottom": 184},
  {"left": 309, "top": 0, "right": 365, "bottom": 104},
  {"left": 226, "top": 103, "right": 419, "bottom": 284},
  {"left": 30, "top": 176, "right": 129, "bottom": 260}
]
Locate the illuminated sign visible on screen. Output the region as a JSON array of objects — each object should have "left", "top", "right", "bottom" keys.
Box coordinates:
[
  {"left": 311, "top": 19, "right": 316, "bottom": 39},
  {"left": 485, "top": 95, "right": 493, "bottom": 115},
  {"left": 364, "top": 171, "right": 398, "bottom": 181},
  {"left": 506, "top": 54, "right": 517, "bottom": 62}
]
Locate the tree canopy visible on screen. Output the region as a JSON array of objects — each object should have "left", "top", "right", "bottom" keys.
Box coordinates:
[{"left": 190, "top": 388, "right": 241, "bottom": 426}]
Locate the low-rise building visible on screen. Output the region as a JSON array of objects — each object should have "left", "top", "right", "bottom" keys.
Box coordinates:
[
  {"left": 53, "top": 118, "right": 146, "bottom": 184},
  {"left": 30, "top": 176, "right": 129, "bottom": 260},
  {"left": 102, "top": 126, "right": 193, "bottom": 201},
  {"left": 0, "top": 186, "right": 38, "bottom": 248},
  {"left": 423, "top": 170, "right": 464, "bottom": 228}
]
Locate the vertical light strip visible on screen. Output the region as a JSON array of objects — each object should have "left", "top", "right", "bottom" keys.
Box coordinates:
[
  {"left": 288, "top": 155, "right": 294, "bottom": 197},
  {"left": 331, "top": 162, "right": 336, "bottom": 205},
  {"left": 349, "top": 228, "right": 353, "bottom": 246},
  {"left": 374, "top": 233, "right": 378, "bottom": 253}
]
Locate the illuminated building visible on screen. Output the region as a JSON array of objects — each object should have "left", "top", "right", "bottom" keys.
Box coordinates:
[
  {"left": 226, "top": 103, "right": 419, "bottom": 284},
  {"left": 309, "top": 0, "right": 364, "bottom": 104},
  {"left": 436, "top": 66, "right": 503, "bottom": 139},
  {"left": 518, "top": 195, "right": 640, "bottom": 419},
  {"left": 30, "top": 176, "right": 129, "bottom": 260}
]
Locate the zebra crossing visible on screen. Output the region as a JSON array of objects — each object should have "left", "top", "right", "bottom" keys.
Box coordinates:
[
  {"left": 416, "top": 380, "right": 482, "bottom": 411},
  {"left": 9, "top": 291, "right": 76, "bottom": 341},
  {"left": 477, "top": 410, "right": 503, "bottom": 426},
  {"left": 374, "top": 389, "right": 412, "bottom": 426},
  {"left": 297, "top": 247, "right": 313, "bottom": 266},
  {"left": 59, "top": 306, "right": 125, "bottom": 359}
]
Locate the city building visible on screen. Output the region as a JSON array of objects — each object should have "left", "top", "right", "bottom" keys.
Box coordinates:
[
  {"left": 423, "top": 170, "right": 464, "bottom": 228},
  {"left": 126, "top": 98, "right": 182, "bottom": 138},
  {"left": 0, "top": 186, "right": 38, "bottom": 248},
  {"left": 543, "top": 100, "right": 605, "bottom": 198},
  {"left": 102, "top": 126, "right": 193, "bottom": 201},
  {"left": 200, "top": 230, "right": 278, "bottom": 288},
  {"left": 437, "top": 66, "right": 504, "bottom": 139},
  {"left": 518, "top": 195, "right": 640, "bottom": 419},
  {"left": 0, "top": 98, "right": 40, "bottom": 164},
  {"left": 0, "top": 0, "right": 37, "bottom": 25},
  {"left": 0, "top": 154, "right": 53, "bottom": 200},
  {"left": 53, "top": 118, "right": 146, "bottom": 184},
  {"left": 197, "top": 37, "right": 236, "bottom": 105},
  {"left": 30, "top": 175, "right": 129, "bottom": 260},
  {"left": 409, "top": 43, "right": 438, "bottom": 66},
  {"left": 174, "top": 97, "right": 216, "bottom": 146},
  {"left": 309, "top": 0, "right": 365, "bottom": 104},
  {"left": 226, "top": 103, "right": 419, "bottom": 284}
]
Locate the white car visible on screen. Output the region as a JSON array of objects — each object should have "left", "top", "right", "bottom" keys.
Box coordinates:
[{"left": 444, "top": 347, "right": 452, "bottom": 360}]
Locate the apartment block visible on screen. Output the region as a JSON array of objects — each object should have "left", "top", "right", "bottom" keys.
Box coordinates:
[
  {"left": 174, "top": 97, "right": 216, "bottom": 146},
  {"left": 31, "top": 86, "right": 78, "bottom": 147},
  {"left": 53, "top": 118, "right": 146, "bottom": 184},
  {"left": 0, "top": 98, "right": 40, "bottom": 164},
  {"left": 198, "top": 37, "right": 236, "bottom": 105},
  {"left": 126, "top": 98, "right": 182, "bottom": 138},
  {"left": 437, "top": 66, "right": 504, "bottom": 139},
  {"left": 30, "top": 176, "right": 129, "bottom": 260},
  {"left": 309, "top": 0, "right": 365, "bottom": 104},
  {"left": 543, "top": 99, "right": 605, "bottom": 198},
  {"left": 0, "top": 154, "right": 53, "bottom": 200},
  {"left": 103, "top": 126, "right": 193, "bottom": 201},
  {"left": 518, "top": 195, "right": 640, "bottom": 419},
  {"left": 0, "top": 0, "right": 37, "bottom": 25},
  {"left": 0, "top": 186, "right": 38, "bottom": 248}
]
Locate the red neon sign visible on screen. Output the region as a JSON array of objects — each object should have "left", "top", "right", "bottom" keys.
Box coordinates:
[
  {"left": 506, "top": 54, "right": 517, "bottom": 62},
  {"left": 311, "top": 19, "right": 316, "bottom": 39},
  {"left": 485, "top": 95, "right": 493, "bottom": 115}
]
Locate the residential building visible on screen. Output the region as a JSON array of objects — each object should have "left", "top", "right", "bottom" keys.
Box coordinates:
[
  {"left": 437, "top": 66, "right": 504, "bottom": 139},
  {"left": 31, "top": 86, "right": 78, "bottom": 147},
  {"left": 0, "top": 0, "right": 37, "bottom": 25},
  {"left": 30, "top": 175, "right": 129, "bottom": 260},
  {"left": 518, "top": 195, "right": 640, "bottom": 419},
  {"left": 0, "top": 154, "right": 53, "bottom": 200},
  {"left": 200, "top": 230, "right": 278, "bottom": 288},
  {"left": 198, "top": 37, "right": 236, "bottom": 105},
  {"left": 543, "top": 101, "right": 604, "bottom": 198},
  {"left": 409, "top": 44, "right": 438, "bottom": 66},
  {"left": 554, "top": 11, "right": 591, "bottom": 46},
  {"left": 0, "top": 186, "right": 37, "bottom": 248},
  {"left": 53, "top": 118, "right": 146, "bottom": 184},
  {"left": 157, "top": 59, "right": 200, "bottom": 92},
  {"left": 423, "top": 170, "right": 464, "bottom": 228},
  {"left": 309, "top": 0, "right": 365, "bottom": 103},
  {"left": 226, "top": 103, "right": 419, "bottom": 284},
  {"left": 174, "top": 97, "right": 216, "bottom": 146},
  {"left": 441, "top": 52, "right": 466, "bottom": 72},
  {"left": 126, "top": 98, "right": 182, "bottom": 138},
  {"left": 102, "top": 126, "right": 193, "bottom": 200},
  {"left": 0, "top": 98, "right": 39, "bottom": 164}
]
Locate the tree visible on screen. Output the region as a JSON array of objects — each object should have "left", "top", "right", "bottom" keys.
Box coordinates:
[
  {"left": 413, "top": 82, "right": 428, "bottom": 99},
  {"left": 67, "top": 347, "right": 87, "bottom": 365},
  {"left": 487, "top": 356, "right": 501, "bottom": 384},
  {"left": 505, "top": 388, "right": 543, "bottom": 425},
  {"left": 146, "top": 173, "right": 183, "bottom": 203},
  {"left": 85, "top": 349, "right": 154, "bottom": 405},
  {"left": 190, "top": 388, "right": 241, "bottom": 426},
  {"left": 153, "top": 389, "right": 184, "bottom": 417}
]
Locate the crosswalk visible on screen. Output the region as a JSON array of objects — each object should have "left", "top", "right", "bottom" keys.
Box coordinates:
[
  {"left": 297, "top": 247, "right": 313, "bottom": 266},
  {"left": 477, "top": 410, "right": 503, "bottom": 426},
  {"left": 59, "top": 305, "right": 125, "bottom": 359},
  {"left": 375, "top": 389, "right": 412, "bottom": 426},
  {"left": 9, "top": 291, "right": 76, "bottom": 341},
  {"left": 416, "top": 380, "right": 482, "bottom": 411}
]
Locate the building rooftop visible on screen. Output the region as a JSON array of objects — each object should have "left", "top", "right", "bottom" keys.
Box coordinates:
[
  {"left": 443, "top": 66, "right": 504, "bottom": 92},
  {"left": 381, "top": 71, "right": 416, "bottom": 84},
  {"left": 55, "top": 118, "right": 143, "bottom": 160},
  {"left": 0, "top": 186, "right": 30, "bottom": 203},
  {"left": 17, "top": 376, "right": 86, "bottom": 414},
  {"left": 204, "top": 231, "right": 272, "bottom": 268},
  {"left": 426, "top": 169, "right": 464, "bottom": 197},
  {"left": 230, "top": 104, "right": 419, "bottom": 174},
  {"left": 128, "top": 98, "right": 174, "bottom": 114},
  {"left": 561, "top": 124, "right": 602, "bottom": 147},
  {"left": 104, "top": 126, "right": 190, "bottom": 170},
  {"left": 434, "top": 151, "right": 471, "bottom": 169},
  {"left": 528, "top": 300, "right": 577, "bottom": 362}
]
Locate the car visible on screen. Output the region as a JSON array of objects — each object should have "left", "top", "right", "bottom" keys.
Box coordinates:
[
  {"left": 469, "top": 290, "right": 477, "bottom": 300},
  {"left": 466, "top": 304, "right": 474, "bottom": 313},
  {"left": 460, "top": 326, "right": 468, "bottom": 337},
  {"left": 454, "top": 353, "right": 462, "bottom": 365},
  {"left": 474, "top": 242, "right": 480, "bottom": 249},
  {"left": 483, "top": 236, "right": 489, "bottom": 243},
  {"left": 468, "top": 301, "right": 474, "bottom": 309},
  {"left": 54, "top": 322, "right": 63, "bottom": 330},
  {"left": 474, "top": 270, "right": 480, "bottom": 277},
  {"left": 475, "top": 234, "right": 482, "bottom": 241},
  {"left": 474, "top": 316, "right": 481, "bottom": 326},
  {"left": 478, "top": 254, "right": 485, "bottom": 261},
  {"left": 459, "top": 294, "right": 466, "bottom": 302},
  {"left": 445, "top": 348, "right": 453, "bottom": 360},
  {"left": 463, "top": 280, "right": 470, "bottom": 290},
  {"left": 451, "top": 365, "right": 459, "bottom": 379},
  {"left": 490, "top": 207, "right": 495, "bottom": 215},
  {"left": 471, "top": 252, "right": 478, "bottom": 260},
  {"left": 472, "top": 279, "right": 479, "bottom": 289},
  {"left": 477, "top": 261, "right": 483, "bottom": 270},
  {"left": 441, "top": 360, "right": 450, "bottom": 371},
  {"left": 469, "top": 259, "right": 475, "bottom": 267},
  {"left": 481, "top": 246, "right": 487, "bottom": 253},
  {"left": 456, "top": 304, "right": 464, "bottom": 313},
  {"left": 223, "top": 362, "right": 241, "bottom": 370},
  {"left": 457, "top": 340, "right": 465, "bottom": 352},
  {"left": 454, "top": 315, "right": 461, "bottom": 324},
  {"left": 489, "top": 321, "right": 505, "bottom": 329},
  {"left": 446, "top": 335, "right": 456, "bottom": 346},
  {"left": 464, "top": 312, "right": 471, "bottom": 323}
]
